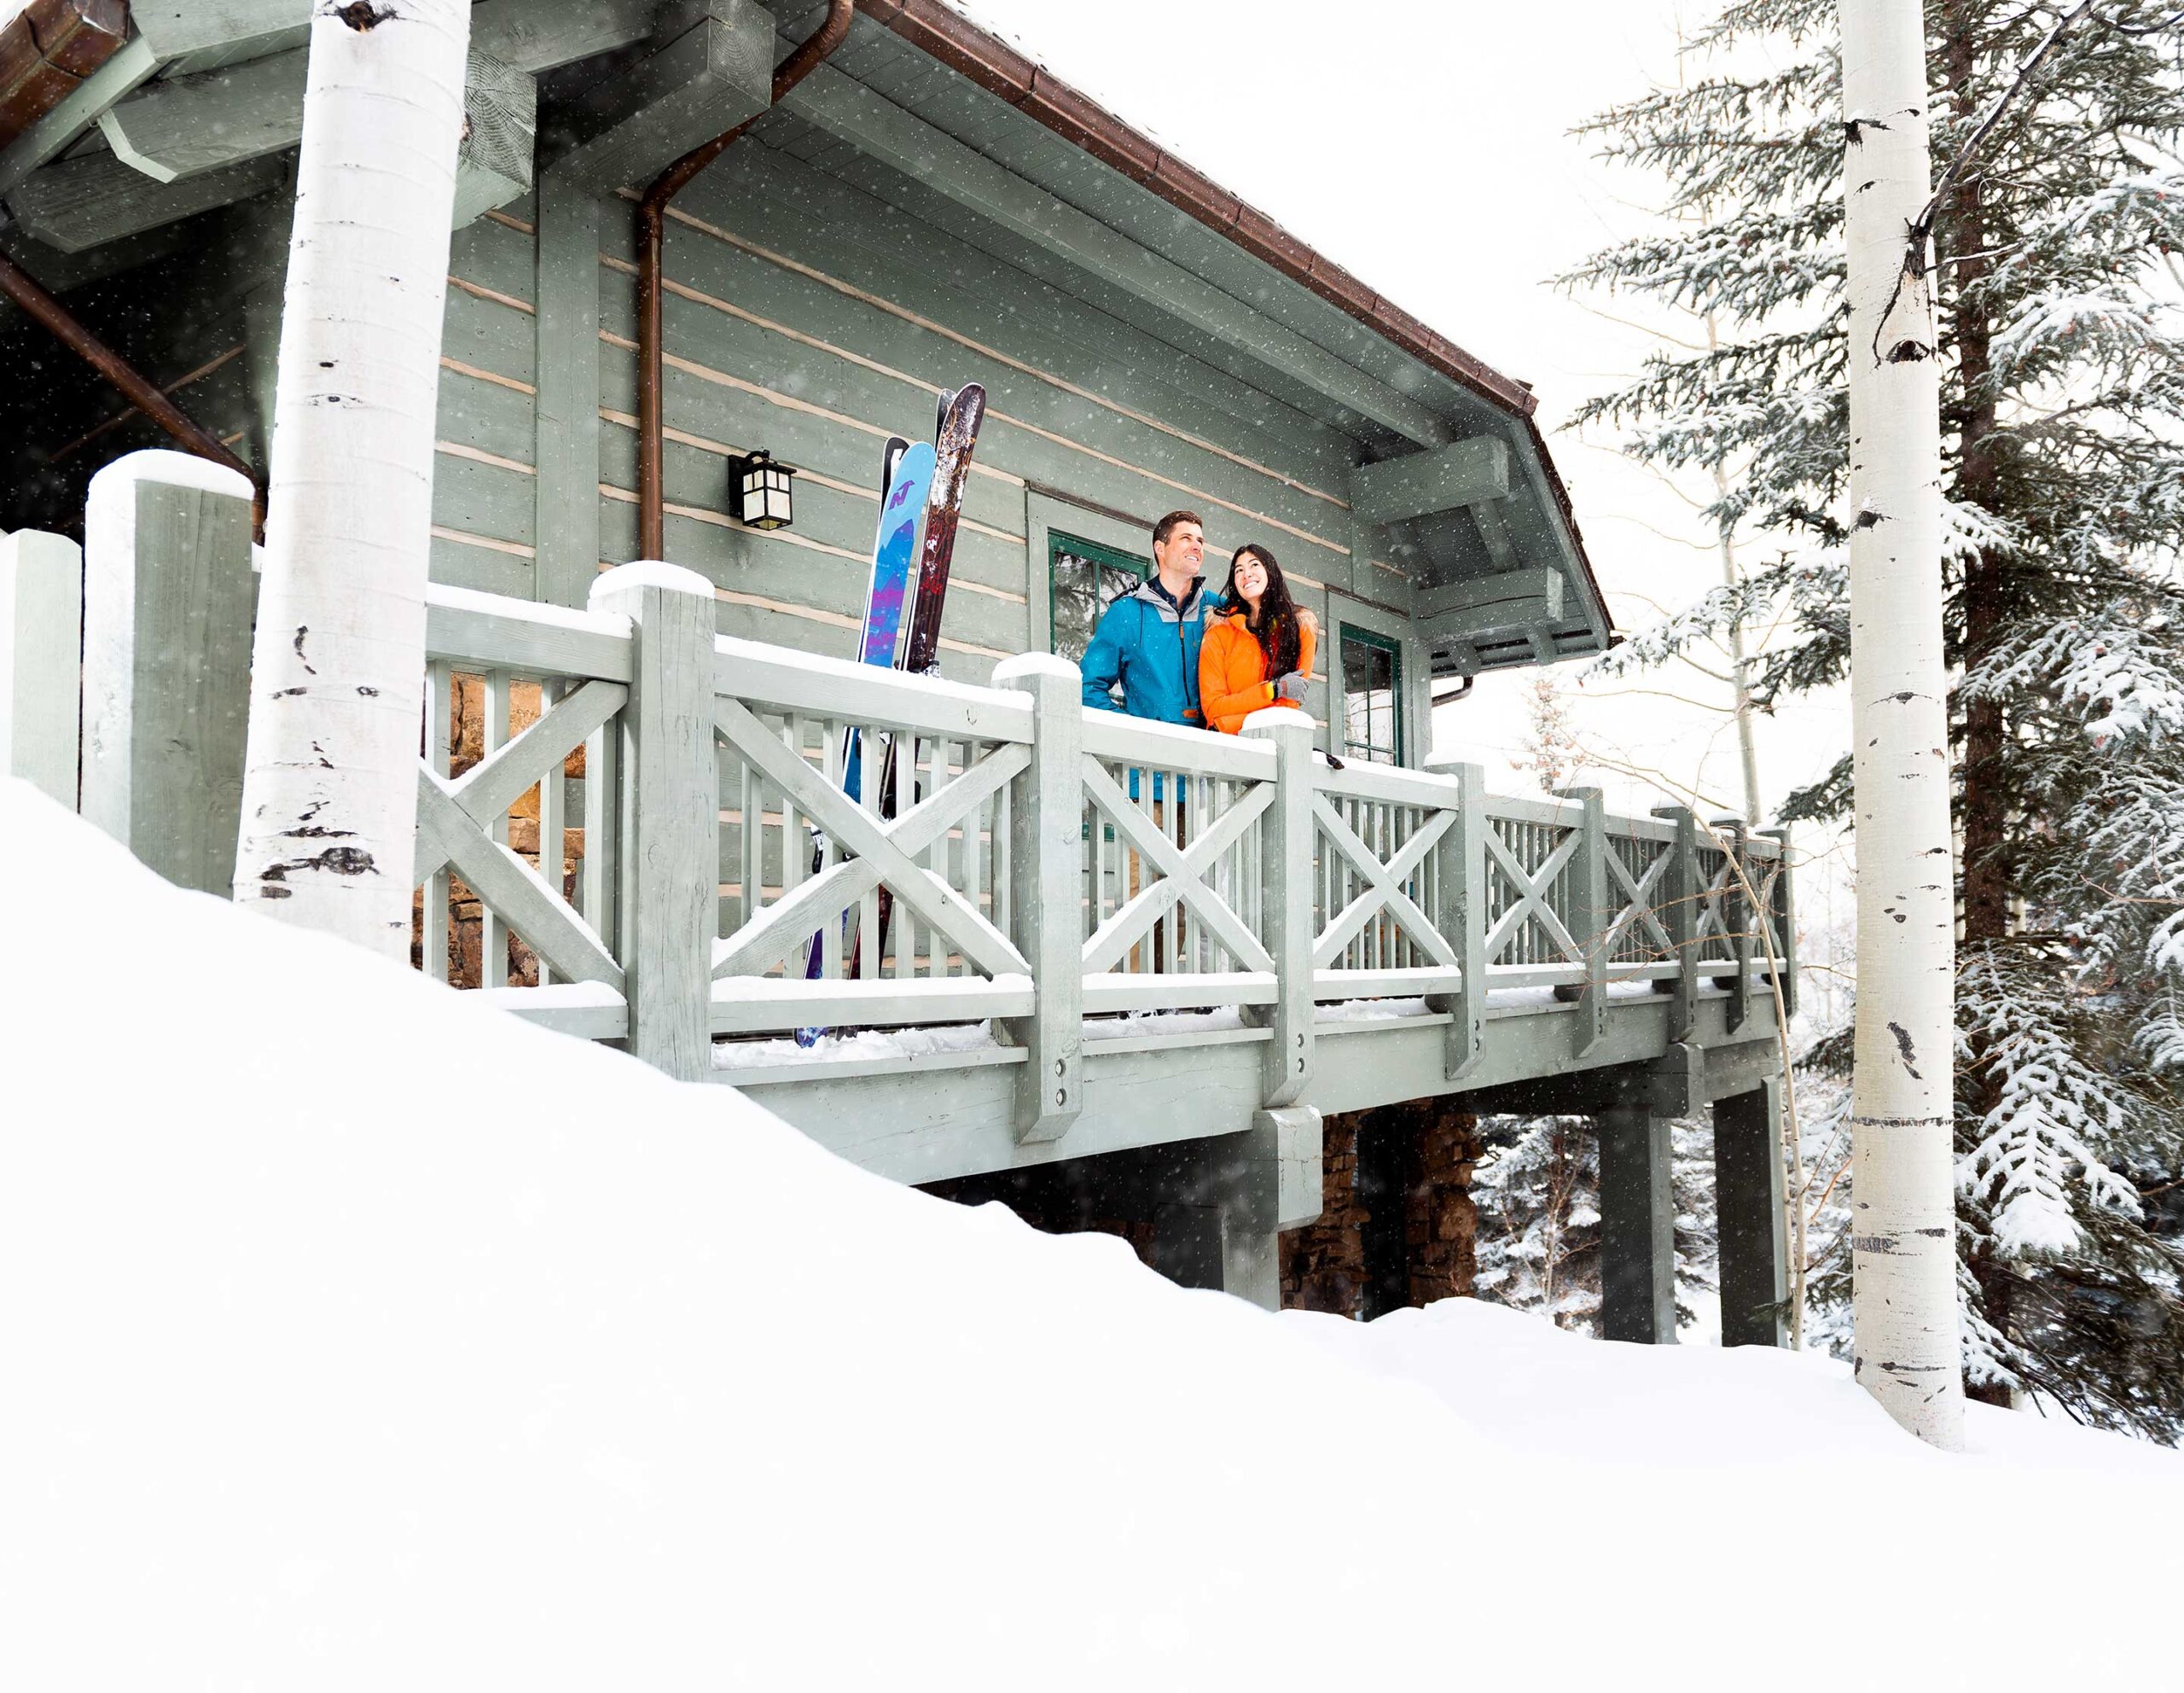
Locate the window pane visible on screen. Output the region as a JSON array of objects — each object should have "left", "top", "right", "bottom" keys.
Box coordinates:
[
  {"left": 1050, "top": 534, "right": 1149, "bottom": 665},
  {"left": 1339, "top": 630, "right": 1402, "bottom": 765}
]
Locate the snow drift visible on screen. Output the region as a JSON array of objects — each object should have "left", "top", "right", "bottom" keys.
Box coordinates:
[{"left": 3, "top": 779, "right": 2176, "bottom": 1690}]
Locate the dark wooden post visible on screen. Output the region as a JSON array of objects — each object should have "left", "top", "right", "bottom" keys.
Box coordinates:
[
  {"left": 1599, "top": 1104, "right": 1676, "bottom": 1343},
  {"left": 1715, "top": 1078, "right": 1791, "bottom": 1347}
]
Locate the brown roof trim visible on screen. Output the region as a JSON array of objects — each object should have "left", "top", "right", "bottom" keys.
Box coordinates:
[{"left": 863, "top": 0, "right": 1538, "bottom": 422}]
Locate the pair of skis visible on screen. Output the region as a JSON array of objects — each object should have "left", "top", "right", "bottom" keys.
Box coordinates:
[{"left": 794, "top": 383, "right": 987, "bottom": 1044}]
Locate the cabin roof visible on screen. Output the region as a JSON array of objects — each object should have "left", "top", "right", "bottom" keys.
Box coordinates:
[{"left": 844, "top": 0, "right": 1615, "bottom": 672}]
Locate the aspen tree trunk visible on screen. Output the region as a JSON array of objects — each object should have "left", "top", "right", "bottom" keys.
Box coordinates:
[
  {"left": 1704, "top": 313, "right": 1763, "bottom": 827},
  {"left": 1840, "top": 0, "right": 1966, "bottom": 1448},
  {"left": 232, "top": 0, "right": 472, "bottom": 955}
]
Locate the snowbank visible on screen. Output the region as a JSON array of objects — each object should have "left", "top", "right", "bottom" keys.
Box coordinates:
[{"left": 3, "top": 780, "right": 2176, "bottom": 1690}]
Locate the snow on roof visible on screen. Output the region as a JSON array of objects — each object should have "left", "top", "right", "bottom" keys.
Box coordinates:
[{"left": 3, "top": 778, "right": 2179, "bottom": 1686}]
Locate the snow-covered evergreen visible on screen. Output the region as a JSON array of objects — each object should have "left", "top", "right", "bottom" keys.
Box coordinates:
[{"left": 1565, "top": 0, "right": 2184, "bottom": 1437}]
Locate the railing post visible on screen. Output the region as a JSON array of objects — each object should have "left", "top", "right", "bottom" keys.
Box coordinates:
[
  {"left": 1245, "top": 709, "right": 1315, "bottom": 1108},
  {"left": 1425, "top": 756, "right": 1484, "bottom": 1079},
  {"left": 1713, "top": 816, "right": 1751, "bottom": 1033},
  {"left": 590, "top": 562, "right": 716, "bottom": 1083},
  {"left": 1554, "top": 784, "right": 1607, "bottom": 1057},
  {"left": 1, "top": 527, "right": 82, "bottom": 808},
  {"left": 81, "top": 450, "right": 256, "bottom": 894},
  {"left": 1760, "top": 825, "right": 1797, "bottom": 1019},
  {"left": 1651, "top": 804, "right": 1699, "bottom": 1043},
  {"left": 993, "top": 653, "right": 1083, "bottom": 1143}
]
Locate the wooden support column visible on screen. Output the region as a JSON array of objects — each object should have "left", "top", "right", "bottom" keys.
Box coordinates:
[
  {"left": 1555, "top": 784, "right": 1608, "bottom": 1056},
  {"left": 534, "top": 172, "right": 602, "bottom": 605},
  {"left": 1, "top": 527, "right": 82, "bottom": 807},
  {"left": 1715, "top": 1077, "right": 1790, "bottom": 1347},
  {"left": 1599, "top": 1104, "right": 1676, "bottom": 1344},
  {"left": 80, "top": 451, "right": 255, "bottom": 894},
  {"left": 1247, "top": 709, "right": 1316, "bottom": 1108},
  {"left": 1653, "top": 804, "right": 1699, "bottom": 1042},
  {"left": 1425, "top": 757, "right": 1484, "bottom": 1080},
  {"left": 589, "top": 561, "right": 716, "bottom": 1081},
  {"left": 992, "top": 652, "right": 1082, "bottom": 1143}
]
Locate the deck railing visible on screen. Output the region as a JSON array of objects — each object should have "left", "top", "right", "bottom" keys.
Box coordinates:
[{"left": 411, "top": 568, "right": 1792, "bottom": 1132}]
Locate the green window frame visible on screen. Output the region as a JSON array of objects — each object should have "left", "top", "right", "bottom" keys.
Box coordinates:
[
  {"left": 1339, "top": 624, "right": 1404, "bottom": 765},
  {"left": 1048, "top": 531, "right": 1149, "bottom": 664}
]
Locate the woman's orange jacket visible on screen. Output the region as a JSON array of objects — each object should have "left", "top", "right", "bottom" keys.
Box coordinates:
[{"left": 1198, "top": 608, "right": 1317, "bottom": 735}]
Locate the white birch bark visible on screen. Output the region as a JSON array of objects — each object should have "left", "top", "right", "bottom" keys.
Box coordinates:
[
  {"left": 231, "top": 0, "right": 472, "bottom": 956},
  {"left": 1840, "top": 0, "right": 1966, "bottom": 1448}
]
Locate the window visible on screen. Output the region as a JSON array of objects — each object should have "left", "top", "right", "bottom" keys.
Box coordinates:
[
  {"left": 1048, "top": 532, "right": 1147, "bottom": 663},
  {"left": 1340, "top": 625, "right": 1403, "bottom": 765}
]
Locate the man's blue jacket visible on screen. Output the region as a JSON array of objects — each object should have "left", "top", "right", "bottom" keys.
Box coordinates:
[{"left": 1080, "top": 573, "right": 1213, "bottom": 727}]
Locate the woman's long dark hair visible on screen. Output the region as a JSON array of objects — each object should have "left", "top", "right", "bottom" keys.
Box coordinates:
[{"left": 1223, "top": 543, "right": 1301, "bottom": 678}]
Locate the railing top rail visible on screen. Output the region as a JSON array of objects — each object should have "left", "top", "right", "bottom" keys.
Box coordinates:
[
  {"left": 1316, "top": 757, "right": 1457, "bottom": 810},
  {"left": 424, "top": 584, "right": 634, "bottom": 682},
  {"left": 1607, "top": 812, "right": 1677, "bottom": 845},
  {"left": 712, "top": 632, "right": 1035, "bottom": 742},
  {"left": 1080, "top": 707, "right": 1277, "bottom": 782},
  {"left": 1483, "top": 790, "right": 1587, "bottom": 829}
]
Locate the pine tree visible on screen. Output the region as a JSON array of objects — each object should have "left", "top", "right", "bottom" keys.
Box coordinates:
[{"left": 1563, "top": 0, "right": 2184, "bottom": 1437}]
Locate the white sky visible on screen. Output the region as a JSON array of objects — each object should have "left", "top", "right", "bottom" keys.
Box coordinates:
[{"left": 956, "top": 0, "right": 1850, "bottom": 835}]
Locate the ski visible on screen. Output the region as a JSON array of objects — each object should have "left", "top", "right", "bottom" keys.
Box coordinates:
[
  {"left": 793, "top": 433, "right": 934, "bottom": 1044},
  {"left": 854, "top": 383, "right": 987, "bottom": 985}
]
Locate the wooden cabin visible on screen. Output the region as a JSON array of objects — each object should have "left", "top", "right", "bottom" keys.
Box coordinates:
[{"left": 1, "top": 0, "right": 1795, "bottom": 1341}]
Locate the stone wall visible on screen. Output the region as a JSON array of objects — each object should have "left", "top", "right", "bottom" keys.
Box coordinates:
[{"left": 1280, "top": 1098, "right": 1483, "bottom": 1320}]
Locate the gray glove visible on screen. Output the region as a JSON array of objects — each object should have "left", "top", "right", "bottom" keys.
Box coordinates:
[{"left": 1275, "top": 672, "right": 1309, "bottom": 703}]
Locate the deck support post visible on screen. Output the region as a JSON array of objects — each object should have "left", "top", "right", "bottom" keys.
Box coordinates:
[
  {"left": 1247, "top": 710, "right": 1316, "bottom": 1108},
  {"left": 1652, "top": 805, "right": 1700, "bottom": 1041},
  {"left": 1554, "top": 784, "right": 1608, "bottom": 1056},
  {"left": 2, "top": 527, "right": 83, "bottom": 808},
  {"left": 590, "top": 561, "right": 716, "bottom": 1081},
  {"left": 80, "top": 451, "right": 255, "bottom": 894},
  {"left": 993, "top": 653, "right": 1083, "bottom": 1143},
  {"left": 1599, "top": 1103, "right": 1676, "bottom": 1343},
  {"left": 1425, "top": 758, "right": 1485, "bottom": 1079},
  {"left": 1715, "top": 1077, "right": 1790, "bottom": 1347},
  {"left": 1713, "top": 816, "right": 1751, "bottom": 1033}
]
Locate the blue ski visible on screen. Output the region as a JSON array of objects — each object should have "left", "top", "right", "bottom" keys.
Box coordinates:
[{"left": 795, "top": 435, "right": 935, "bottom": 1044}]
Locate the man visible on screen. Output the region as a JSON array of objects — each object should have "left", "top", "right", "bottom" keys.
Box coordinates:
[
  {"left": 1078, "top": 510, "right": 1214, "bottom": 972},
  {"left": 1080, "top": 510, "right": 1212, "bottom": 724}
]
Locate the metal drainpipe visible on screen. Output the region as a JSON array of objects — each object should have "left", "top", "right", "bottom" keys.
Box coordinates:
[
  {"left": 0, "top": 248, "right": 269, "bottom": 538},
  {"left": 636, "top": 0, "right": 853, "bottom": 561}
]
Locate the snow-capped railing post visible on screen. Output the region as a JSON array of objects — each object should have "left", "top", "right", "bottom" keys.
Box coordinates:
[
  {"left": 1651, "top": 804, "right": 1701, "bottom": 1042},
  {"left": 81, "top": 451, "right": 257, "bottom": 895},
  {"left": 1, "top": 527, "right": 81, "bottom": 808},
  {"left": 592, "top": 563, "right": 717, "bottom": 1083},
  {"left": 1424, "top": 756, "right": 1486, "bottom": 1080},
  {"left": 1246, "top": 708, "right": 1316, "bottom": 1108},
  {"left": 992, "top": 653, "right": 1083, "bottom": 1144},
  {"left": 1759, "top": 826, "right": 1798, "bottom": 1017},
  {"left": 1713, "top": 816, "right": 1752, "bottom": 1033},
  {"left": 1553, "top": 785, "right": 1609, "bottom": 1056}
]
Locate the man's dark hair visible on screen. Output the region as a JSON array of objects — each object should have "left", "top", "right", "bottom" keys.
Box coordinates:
[{"left": 1152, "top": 509, "right": 1203, "bottom": 550}]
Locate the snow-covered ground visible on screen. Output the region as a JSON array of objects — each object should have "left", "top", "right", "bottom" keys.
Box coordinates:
[{"left": 4, "top": 778, "right": 2177, "bottom": 1690}]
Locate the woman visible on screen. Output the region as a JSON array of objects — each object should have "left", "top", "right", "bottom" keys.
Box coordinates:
[{"left": 1199, "top": 542, "right": 1317, "bottom": 735}]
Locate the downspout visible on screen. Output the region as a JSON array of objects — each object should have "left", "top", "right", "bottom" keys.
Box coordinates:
[
  {"left": 0, "top": 247, "right": 267, "bottom": 538},
  {"left": 636, "top": 0, "right": 852, "bottom": 561}
]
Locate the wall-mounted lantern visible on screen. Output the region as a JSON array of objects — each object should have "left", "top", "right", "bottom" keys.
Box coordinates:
[{"left": 729, "top": 449, "right": 795, "bottom": 531}]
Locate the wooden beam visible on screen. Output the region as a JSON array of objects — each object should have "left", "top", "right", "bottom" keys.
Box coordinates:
[
  {"left": 1415, "top": 567, "right": 1563, "bottom": 627},
  {"left": 470, "top": 0, "right": 662, "bottom": 74},
  {"left": 0, "top": 32, "right": 151, "bottom": 195},
  {"left": 781, "top": 62, "right": 1455, "bottom": 450},
  {"left": 97, "top": 46, "right": 304, "bottom": 183},
  {"left": 9, "top": 148, "right": 287, "bottom": 253},
  {"left": 1347, "top": 436, "right": 1507, "bottom": 523},
  {"left": 552, "top": 0, "right": 772, "bottom": 191}
]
